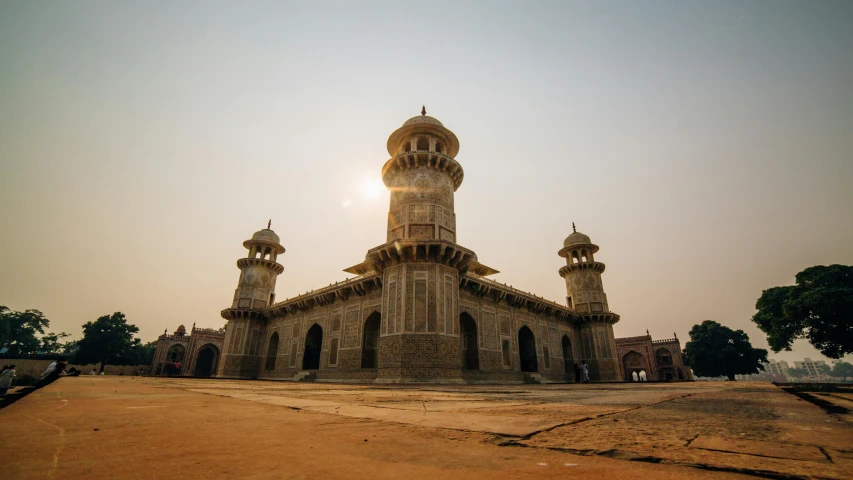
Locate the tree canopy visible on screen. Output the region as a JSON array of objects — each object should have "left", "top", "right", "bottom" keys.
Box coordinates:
[
  {"left": 831, "top": 361, "right": 853, "bottom": 379},
  {"left": 752, "top": 264, "right": 853, "bottom": 359},
  {"left": 75, "top": 312, "right": 141, "bottom": 372},
  {"left": 0, "top": 306, "right": 58, "bottom": 356},
  {"left": 684, "top": 320, "right": 768, "bottom": 380}
]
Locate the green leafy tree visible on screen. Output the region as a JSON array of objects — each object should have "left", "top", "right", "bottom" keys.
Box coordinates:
[
  {"left": 684, "top": 320, "right": 769, "bottom": 381},
  {"left": 75, "top": 312, "right": 140, "bottom": 372},
  {"left": 752, "top": 265, "right": 853, "bottom": 359},
  {"left": 0, "top": 306, "right": 51, "bottom": 356},
  {"left": 831, "top": 361, "right": 853, "bottom": 379},
  {"left": 40, "top": 332, "right": 71, "bottom": 355}
]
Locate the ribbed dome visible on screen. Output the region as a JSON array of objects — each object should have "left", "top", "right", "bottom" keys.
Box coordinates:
[
  {"left": 402, "top": 115, "right": 444, "bottom": 127},
  {"left": 563, "top": 231, "right": 592, "bottom": 248},
  {"left": 175, "top": 325, "right": 186, "bottom": 334},
  {"left": 251, "top": 228, "right": 280, "bottom": 245},
  {"left": 243, "top": 228, "right": 285, "bottom": 254}
]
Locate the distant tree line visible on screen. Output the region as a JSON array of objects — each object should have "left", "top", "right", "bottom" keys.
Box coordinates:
[
  {"left": 0, "top": 306, "right": 156, "bottom": 372},
  {"left": 682, "top": 264, "right": 852, "bottom": 381}
]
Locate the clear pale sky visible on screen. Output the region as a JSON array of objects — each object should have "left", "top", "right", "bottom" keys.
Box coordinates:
[{"left": 1, "top": 1, "right": 851, "bottom": 364}]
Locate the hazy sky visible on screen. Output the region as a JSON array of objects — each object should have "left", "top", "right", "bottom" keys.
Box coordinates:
[{"left": 1, "top": 1, "right": 851, "bottom": 364}]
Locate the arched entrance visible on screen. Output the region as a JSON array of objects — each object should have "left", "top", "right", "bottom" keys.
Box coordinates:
[
  {"left": 623, "top": 350, "right": 648, "bottom": 382},
  {"left": 659, "top": 367, "right": 676, "bottom": 381},
  {"left": 265, "top": 333, "right": 279, "bottom": 371},
  {"left": 518, "top": 326, "right": 538, "bottom": 372},
  {"left": 561, "top": 335, "right": 573, "bottom": 377},
  {"left": 302, "top": 324, "right": 323, "bottom": 370},
  {"left": 655, "top": 347, "right": 673, "bottom": 366},
  {"left": 165, "top": 344, "right": 186, "bottom": 376},
  {"left": 460, "top": 313, "right": 479, "bottom": 370},
  {"left": 361, "top": 312, "right": 381, "bottom": 369},
  {"left": 193, "top": 344, "right": 219, "bottom": 377}
]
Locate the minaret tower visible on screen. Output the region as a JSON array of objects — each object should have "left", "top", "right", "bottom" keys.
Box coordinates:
[
  {"left": 382, "top": 105, "right": 462, "bottom": 244},
  {"left": 558, "top": 224, "right": 620, "bottom": 381},
  {"left": 353, "top": 107, "right": 495, "bottom": 383},
  {"left": 219, "top": 221, "right": 285, "bottom": 378}
]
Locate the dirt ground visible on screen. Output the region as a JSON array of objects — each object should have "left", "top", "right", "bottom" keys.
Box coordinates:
[{"left": 1, "top": 378, "right": 851, "bottom": 479}]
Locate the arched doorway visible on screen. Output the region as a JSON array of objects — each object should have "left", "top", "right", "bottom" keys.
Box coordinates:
[
  {"left": 266, "top": 333, "right": 279, "bottom": 371},
  {"left": 659, "top": 367, "right": 675, "bottom": 381},
  {"left": 165, "top": 344, "right": 186, "bottom": 376},
  {"left": 460, "top": 313, "right": 479, "bottom": 370},
  {"left": 655, "top": 347, "right": 673, "bottom": 366},
  {"left": 623, "top": 351, "right": 647, "bottom": 382},
  {"left": 302, "top": 324, "right": 323, "bottom": 370},
  {"left": 518, "top": 326, "right": 538, "bottom": 372},
  {"left": 361, "top": 312, "right": 381, "bottom": 369},
  {"left": 561, "top": 335, "right": 573, "bottom": 377},
  {"left": 193, "top": 344, "right": 219, "bottom": 377}
]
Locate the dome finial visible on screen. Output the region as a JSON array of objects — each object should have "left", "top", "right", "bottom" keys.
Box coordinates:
[
  {"left": 421, "top": 105, "right": 426, "bottom": 116},
  {"left": 572, "top": 222, "right": 576, "bottom": 233},
  {"left": 267, "top": 219, "right": 271, "bottom": 229}
]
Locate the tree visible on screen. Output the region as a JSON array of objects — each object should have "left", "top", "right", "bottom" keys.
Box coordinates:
[
  {"left": 75, "top": 312, "right": 140, "bottom": 372},
  {"left": 752, "top": 265, "right": 853, "bottom": 359},
  {"left": 684, "top": 320, "right": 769, "bottom": 381},
  {"left": 831, "top": 361, "right": 853, "bottom": 379},
  {"left": 40, "top": 332, "right": 71, "bottom": 355},
  {"left": 786, "top": 367, "right": 809, "bottom": 378},
  {"left": 0, "top": 306, "right": 51, "bottom": 356}
]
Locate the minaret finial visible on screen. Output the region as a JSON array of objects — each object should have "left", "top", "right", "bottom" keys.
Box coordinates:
[
  {"left": 267, "top": 219, "right": 271, "bottom": 229},
  {"left": 572, "top": 222, "right": 576, "bottom": 233},
  {"left": 421, "top": 105, "right": 426, "bottom": 116}
]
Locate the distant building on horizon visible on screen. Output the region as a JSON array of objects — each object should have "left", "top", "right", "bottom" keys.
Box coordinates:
[{"left": 794, "top": 357, "right": 828, "bottom": 377}]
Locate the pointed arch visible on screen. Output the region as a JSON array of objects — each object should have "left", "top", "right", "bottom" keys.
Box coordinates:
[
  {"left": 460, "top": 313, "right": 479, "bottom": 370},
  {"left": 518, "top": 326, "right": 538, "bottom": 372},
  {"left": 361, "top": 312, "right": 381, "bottom": 369},
  {"left": 265, "top": 332, "right": 279, "bottom": 371},
  {"left": 302, "top": 324, "right": 323, "bottom": 370}
]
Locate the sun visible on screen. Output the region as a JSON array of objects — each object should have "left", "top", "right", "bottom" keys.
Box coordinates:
[{"left": 361, "top": 177, "right": 385, "bottom": 200}]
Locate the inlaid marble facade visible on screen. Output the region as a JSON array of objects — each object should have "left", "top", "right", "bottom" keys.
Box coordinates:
[{"left": 211, "top": 110, "right": 631, "bottom": 383}]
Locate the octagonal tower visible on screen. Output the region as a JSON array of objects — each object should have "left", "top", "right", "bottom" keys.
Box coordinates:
[
  {"left": 219, "top": 223, "right": 285, "bottom": 378},
  {"left": 559, "top": 224, "right": 621, "bottom": 381},
  {"left": 354, "top": 108, "right": 495, "bottom": 383}
]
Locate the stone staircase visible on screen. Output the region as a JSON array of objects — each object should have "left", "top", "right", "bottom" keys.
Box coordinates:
[
  {"left": 293, "top": 371, "right": 316, "bottom": 382},
  {"left": 523, "top": 373, "right": 546, "bottom": 384}
]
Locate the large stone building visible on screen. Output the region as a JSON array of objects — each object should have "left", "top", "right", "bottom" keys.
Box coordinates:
[{"left": 153, "top": 110, "right": 691, "bottom": 383}]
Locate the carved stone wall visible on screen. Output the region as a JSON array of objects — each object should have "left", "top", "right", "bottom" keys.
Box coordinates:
[{"left": 386, "top": 168, "right": 456, "bottom": 243}]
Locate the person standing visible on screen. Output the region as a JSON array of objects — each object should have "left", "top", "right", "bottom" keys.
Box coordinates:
[
  {"left": 0, "top": 365, "right": 16, "bottom": 396},
  {"left": 582, "top": 361, "right": 590, "bottom": 383}
]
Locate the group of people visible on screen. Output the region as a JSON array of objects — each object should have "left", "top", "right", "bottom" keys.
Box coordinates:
[{"left": 573, "top": 361, "right": 591, "bottom": 383}]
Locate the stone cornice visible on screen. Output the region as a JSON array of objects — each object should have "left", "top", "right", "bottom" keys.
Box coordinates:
[
  {"left": 236, "top": 257, "right": 284, "bottom": 274},
  {"left": 220, "top": 308, "right": 267, "bottom": 321},
  {"left": 381, "top": 152, "right": 464, "bottom": 190},
  {"left": 264, "top": 273, "right": 383, "bottom": 318},
  {"left": 559, "top": 262, "right": 606, "bottom": 277},
  {"left": 460, "top": 273, "right": 576, "bottom": 322},
  {"left": 366, "top": 240, "right": 477, "bottom": 273},
  {"left": 576, "top": 313, "right": 620, "bottom": 325}
]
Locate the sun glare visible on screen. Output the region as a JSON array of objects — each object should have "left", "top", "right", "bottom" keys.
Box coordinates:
[{"left": 361, "top": 177, "right": 385, "bottom": 200}]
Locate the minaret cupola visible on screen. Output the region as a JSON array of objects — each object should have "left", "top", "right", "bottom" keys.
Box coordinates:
[
  {"left": 381, "top": 106, "right": 463, "bottom": 244},
  {"left": 558, "top": 223, "right": 609, "bottom": 313},
  {"left": 228, "top": 221, "right": 285, "bottom": 313}
]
